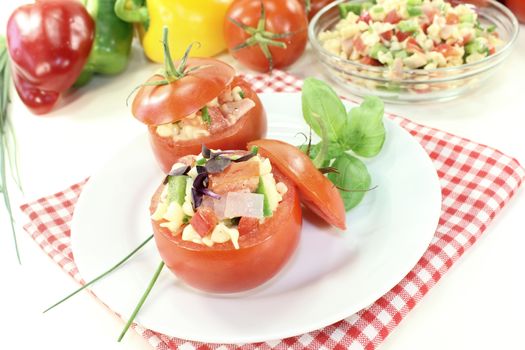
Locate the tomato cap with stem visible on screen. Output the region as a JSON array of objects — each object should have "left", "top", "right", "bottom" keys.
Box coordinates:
[{"left": 228, "top": 1, "right": 294, "bottom": 71}]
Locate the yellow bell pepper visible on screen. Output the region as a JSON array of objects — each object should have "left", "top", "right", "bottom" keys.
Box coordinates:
[{"left": 115, "top": 0, "right": 232, "bottom": 63}]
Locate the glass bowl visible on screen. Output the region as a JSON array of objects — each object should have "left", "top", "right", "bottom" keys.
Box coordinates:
[{"left": 309, "top": 0, "right": 519, "bottom": 103}]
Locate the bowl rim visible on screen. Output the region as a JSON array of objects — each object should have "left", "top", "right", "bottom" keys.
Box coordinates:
[{"left": 308, "top": 0, "right": 520, "bottom": 76}]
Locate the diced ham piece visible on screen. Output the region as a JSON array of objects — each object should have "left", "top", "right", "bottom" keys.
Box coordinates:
[
  {"left": 190, "top": 207, "right": 219, "bottom": 237},
  {"left": 422, "top": 5, "right": 438, "bottom": 23},
  {"left": 208, "top": 161, "right": 260, "bottom": 195},
  {"left": 353, "top": 36, "right": 366, "bottom": 53},
  {"left": 446, "top": 13, "right": 459, "bottom": 25},
  {"left": 238, "top": 217, "right": 260, "bottom": 236},
  {"left": 406, "top": 38, "right": 424, "bottom": 54},
  {"left": 342, "top": 38, "right": 354, "bottom": 55},
  {"left": 433, "top": 43, "right": 457, "bottom": 57},
  {"left": 359, "top": 11, "right": 372, "bottom": 24},
  {"left": 207, "top": 106, "right": 229, "bottom": 133},
  {"left": 220, "top": 99, "right": 255, "bottom": 122}
]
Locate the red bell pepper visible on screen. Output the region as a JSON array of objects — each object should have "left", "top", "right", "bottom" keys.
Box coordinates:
[{"left": 6, "top": 0, "right": 95, "bottom": 115}]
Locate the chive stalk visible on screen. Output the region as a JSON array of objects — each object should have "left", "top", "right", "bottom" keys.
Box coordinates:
[
  {"left": 118, "top": 261, "right": 165, "bottom": 341},
  {"left": 43, "top": 234, "right": 154, "bottom": 313}
]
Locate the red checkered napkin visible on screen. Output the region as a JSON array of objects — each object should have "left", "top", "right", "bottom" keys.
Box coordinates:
[{"left": 21, "top": 71, "right": 525, "bottom": 350}]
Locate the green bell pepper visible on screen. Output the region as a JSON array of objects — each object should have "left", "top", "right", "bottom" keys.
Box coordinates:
[{"left": 75, "top": 0, "right": 134, "bottom": 86}]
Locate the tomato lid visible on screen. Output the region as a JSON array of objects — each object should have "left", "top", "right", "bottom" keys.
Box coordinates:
[
  {"left": 132, "top": 58, "right": 235, "bottom": 126},
  {"left": 248, "top": 139, "right": 347, "bottom": 230}
]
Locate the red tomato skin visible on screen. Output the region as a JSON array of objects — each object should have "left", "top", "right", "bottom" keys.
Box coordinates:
[
  {"left": 506, "top": 0, "right": 525, "bottom": 23},
  {"left": 360, "top": 56, "right": 382, "bottom": 66},
  {"left": 148, "top": 77, "right": 267, "bottom": 173},
  {"left": 238, "top": 217, "right": 260, "bottom": 236},
  {"left": 306, "top": 0, "right": 336, "bottom": 20},
  {"left": 396, "top": 31, "right": 411, "bottom": 42},
  {"left": 248, "top": 139, "right": 346, "bottom": 230},
  {"left": 224, "top": 0, "right": 308, "bottom": 72},
  {"left": 151, "top": 168, "right": 302, "bottom": 293},
  {"left": 132, "top": 58, "right": 235, "bottom": 125}
]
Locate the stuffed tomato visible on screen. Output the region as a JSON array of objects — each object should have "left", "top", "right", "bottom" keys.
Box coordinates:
[
  {"left": 131, "top": 28, "right": 267, "bottom": 173},
  {"left": 150, "top": 146, "right": 301, "bottom": 293},
  {"left": 149, "top": 140, "right": 347, "bottom": 293}
]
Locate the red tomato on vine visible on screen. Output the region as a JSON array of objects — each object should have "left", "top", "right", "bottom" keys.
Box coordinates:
[{"left": 224, "top": 0, "right": 308, "bottom": 72}]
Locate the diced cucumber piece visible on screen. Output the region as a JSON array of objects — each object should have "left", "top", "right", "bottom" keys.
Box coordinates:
[
  {"left": 167, "top": 176, "right": 188, "bottom": 205},
  {"left": 486, "top": 24, "right": 496, "bottom": 33},
  {"left": 256, "top": 176, "right": 273, "bottom": 217},
  {"left": 465, "top": 38, "right": 488, "bottom": 55},
  {"left": 407, "top": 0, "right": 422, "bottom": 5},
  {"left": 397, "top": 20, "right": 419, "bottom": 33},
  {"left": 407, "top": 6, "right": 422, "bottom": 17},
  {"left": 201, "top": 106, "right": 211, "bottom": 125},
  {"left": 338, "top": 1, "right": 375, "bottom": 18},
  {"left": 394, "top": 50, "right": 409, "bottom": 59},
  {"left": 370, "top": 43, "right": 388, "bottom": 59},
  {"left": 460, "top": 13, "right": 475, "bottom": 23},
  {"left": 370, "top": 5, "right": 384, "bottom": 14},
  {"left": 338, "top": 3, "right": 362, "bottom": 18}
]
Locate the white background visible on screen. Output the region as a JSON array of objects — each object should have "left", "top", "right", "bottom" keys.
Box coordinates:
[{"left": 1, "top": 2, "right": 524, "bottom": 349}]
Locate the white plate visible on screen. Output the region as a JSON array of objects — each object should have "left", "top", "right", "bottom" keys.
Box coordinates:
[{"left": 71, "top": 92, "right": 441, "bottom": 344}]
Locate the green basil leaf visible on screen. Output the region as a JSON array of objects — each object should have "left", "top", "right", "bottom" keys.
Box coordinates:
[
  {"left": 343, "top": 96, "right": 386, "bottom": 157},
  {"left": 301, "top": 78, "right": 347, "bottom": 144},
  {"left": 328, "top": 153, "right": 372, "bottom": 211}
]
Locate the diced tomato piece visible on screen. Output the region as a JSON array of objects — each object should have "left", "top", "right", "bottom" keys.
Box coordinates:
[
  {"left": 406, "top": 37, "right": 424, "bottom": 53},
  {"left": 238, "top": 217, "right": 259, "bottom": 236},
  {"left": 489, "top": 46, "right": 496, "bottom": 55},
  {"left": 190, "top": 207, "right": 219, "bottom": 237},
  {"left": 462, "top": 33, "right": 473, "bottom": 45},
  {"left": 209, "top": 161, "right": 260, "bottom": 195},
  {"left": 421, "top": 22, "right": 430, "bottom": 34},
  {"left": 384, "top": 10, "right": 402, "bottom": 24},
  {"left": 353, "top": 36, "right": 366, "bottom": 53},
  {"left": 207, "top": 106, "right": 229, "bottom": 134},
  {"left": 423, "top": 7, "right": 438, "bottom": 23},
  {"left": 395, "top": 30, "right": 411, "bottom": 42},
  {"left": 360, "top": 56, "right": 382, "bottom": 66},
  {"left": 446, "top": 13, "right": 459, "bottom": 25},
  {"left": 381, "top": 30, "right": 393, "bottom": 41},
  {"left": 359, "top": 11, "right": 372, "bottom": 24},
  {"left": 433, "top": 43, "right": 456, "bottom": 57}
]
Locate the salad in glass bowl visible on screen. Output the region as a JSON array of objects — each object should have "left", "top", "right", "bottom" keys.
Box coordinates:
[{"left": 309, "top": 0, "right": 519, "bottom": 102}]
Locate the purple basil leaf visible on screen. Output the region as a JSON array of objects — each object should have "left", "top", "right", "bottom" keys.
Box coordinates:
[
  {"left": 191, "top": 188, "right": 202, "bottom": 209},
  {"left": 193, "top": 172, "right": 208, "bottom": 189},
  {"left": 196, "top": 165, "right": 207, "bottom": 174},
  {"left": 232, "top": 152, "right": 256, "bottom": 163},
  {"left": 205, "top": 157, "right": 231, "bottom": 174},
  {"left": 192, "top": 172, "right": 209, "bottom": 209},
  {"left": 202, "top": 188, "right": 222, "bottom": 200},
  {"left": 202, "top": 144, "right": 212, "bottom": 159}
]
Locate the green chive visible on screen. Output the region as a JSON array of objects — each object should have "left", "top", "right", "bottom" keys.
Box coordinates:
[
  {"left": 239, "top": 90, "right": 245, "bottom": 99},
  {"left": 118, "top": 261, "right": 165, "bottom": 341},
  {"left": 43, "top": 234, "right": 154, "bottom": 313},
  {"left": 0, "top": 36, "right": 22, "bottom": 264},
  {"left": 201, "top": 106, "right": 211, "bottom": 125}
]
